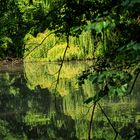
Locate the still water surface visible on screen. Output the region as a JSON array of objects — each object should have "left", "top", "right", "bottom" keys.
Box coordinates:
[{"left": 0, "top": 62, "right": 140, "bottom": 140}]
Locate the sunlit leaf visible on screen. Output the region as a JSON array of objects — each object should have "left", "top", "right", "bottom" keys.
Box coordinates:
[{"left": 121, "top": 84, "right": 127, "bottom": 93}]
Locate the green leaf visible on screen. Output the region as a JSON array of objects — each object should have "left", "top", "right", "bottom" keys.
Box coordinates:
[
  {"left": 94, "top": 23, "right": 102, "bottom": 33},
  {"left": 132, "top": 43, "right": 140, "bottom": 51},
  {"left": 84, "top": 97, "right": 94, "bottom": 104},
  {"left": 98, "top": 74, "right": 106, "bottom": 83},
  {"left": 88, "top": 75, "right": 98, "bottom": 83},
  {"left": 121, "top": 84, "right": 128, "bottom": 93},
  {"left": 115, "top": 88, "right": 125, "bottom": 96},
  {"left": 93, "top": 90, "right": 105, "bottom": 102}
]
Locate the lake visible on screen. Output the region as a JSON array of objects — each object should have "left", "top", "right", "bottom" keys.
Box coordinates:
[{"left": 0, "top": 61, "right": 140, "bottom": 140}]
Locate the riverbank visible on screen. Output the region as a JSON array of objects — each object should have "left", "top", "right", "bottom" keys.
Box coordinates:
[
  {"left": 0, "top": 58, "right": 23, "bottom": 72},
  {"left": 0, "top": 57, "right": 23, "bottom": 64}
]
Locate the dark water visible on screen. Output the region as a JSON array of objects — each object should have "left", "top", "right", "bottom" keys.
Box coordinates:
[{"left": 0, "top": 62, "right": 140, "bottom": 140}]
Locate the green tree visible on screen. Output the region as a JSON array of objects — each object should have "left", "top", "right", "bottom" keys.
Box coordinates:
[{"left": 0, "top": 0, "right": 48, "bottom": 58}]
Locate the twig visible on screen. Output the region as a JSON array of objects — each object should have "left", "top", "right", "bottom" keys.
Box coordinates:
[
  {"left": 24, "top": 1, "right": 66, "bottom": 59},
  {"left": 128, "top": 69, "right": 140, "bottom": 95},
  {"left": 81, "top": 104, "right": 94, "bottom": 119},
  {"left": 49, "top": 80, "right": 58, "bottom": 89},
  {"left": 46, "top": 72, "right": 58, "bottom": 77},
  {"left": 24, "top": 31, "right": 56, "bottom": 58},
  {"left": 53, "top": 34, "right": 70, "bottom": 108},
  {"left": 54, "top": 39, "right": 69, "bottom": 90},
  {"left": 88, "top": 102, "right": 96, "bottom": 140},
  {"left": 114, "top": 133, "right": 118, "bottom": 140},
  {"left": 98, "top": 103, "right": 118, "bottom": 140},
  {"left": 122, "top": 67, "right": 140, "bottom": 98}
]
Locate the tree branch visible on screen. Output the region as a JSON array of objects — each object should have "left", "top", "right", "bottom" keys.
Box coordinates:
[
  {"left": 88, "top": 102, "right": 96, "bottom": 140},
  {"left": 24, "top": 31, "right": 56, "bottom": 58},
  {"left": 98, "top": 103, "right": 118, "bottom": 140},
  {"left": 54, "top": 35, "right": 69, "bottom": 90},
  {"left": 128, "top": 68, "right": 140, "bottom": 95}
]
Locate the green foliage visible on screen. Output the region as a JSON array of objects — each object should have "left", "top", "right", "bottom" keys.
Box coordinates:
[
  {"left": 1, "top": 0, "right": 140, "bottom": 108},
  {"left": 76, "top": 0, "right": 140, "bottom": 105},
  {"left": 45, "top": 0, "right": 86, "bottom": 37},
  {"left": 47, "top": 43, "right": 81, "bottom": 61},
  {"left": 0, "top": 63, "right": 140, "bottom": 139},
  {"left": 0, "top": 0, "right": 52, "bottom": 58},
  {"left": 0, "top": 0, "right": 139, "bottom": 59},
  {"left": 24, "top": 112, "right": 50, "bottom": 126},
  {"left": 24, "top": 30, "right": 57, "bottom": 59},
  {"left": 24, "top": 30, "right": 96, "bottom": 61}
]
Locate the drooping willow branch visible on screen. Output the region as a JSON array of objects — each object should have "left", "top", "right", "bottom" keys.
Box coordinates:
[
  {"left": 54, "top": 34, "right": 70, "bottom": 90},
  {"left": 24, "top": 31, "right": 56, "bottom": 58}
]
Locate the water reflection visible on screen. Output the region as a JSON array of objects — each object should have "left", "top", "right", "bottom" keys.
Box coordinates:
[{"left": 0, "top": 62, "right": 140, "bottom": 140}]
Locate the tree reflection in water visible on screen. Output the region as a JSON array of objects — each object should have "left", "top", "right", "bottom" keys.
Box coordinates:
[{"left": 0, "top": 62, "right": 140, "bottom": 140}]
